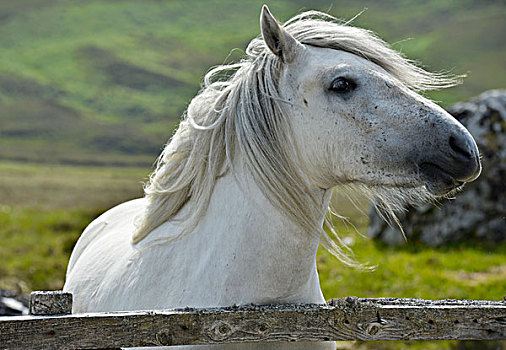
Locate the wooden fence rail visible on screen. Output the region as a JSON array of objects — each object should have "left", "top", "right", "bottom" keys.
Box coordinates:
[{"left": 0, "top": 292, "right": 505, "bottom": 349}]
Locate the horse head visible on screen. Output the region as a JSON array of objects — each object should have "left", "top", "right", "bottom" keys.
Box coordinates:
[{"left": 261, "top": 6, "right": 481, "bottom": 199}]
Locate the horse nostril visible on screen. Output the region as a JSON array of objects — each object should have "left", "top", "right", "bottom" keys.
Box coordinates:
[
  {"left": 447, "top": 132, "right": 481, "bottom": 183},
  {"left": 449, "top": 134, "right": 473, "bottom": 160}
]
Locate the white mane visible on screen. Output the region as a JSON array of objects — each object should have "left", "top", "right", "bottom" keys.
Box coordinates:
[{"left": 132, "top": 10, "right": 460, "bottom": 264}]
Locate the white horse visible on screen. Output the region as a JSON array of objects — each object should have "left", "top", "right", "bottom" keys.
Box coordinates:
[{"left": 64, "top": 6, "right": 481, "bottom": 349}]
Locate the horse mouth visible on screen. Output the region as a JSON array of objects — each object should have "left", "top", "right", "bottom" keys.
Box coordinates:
[{"left": 419, "top": 163, "right": 465, "bottom": 196}]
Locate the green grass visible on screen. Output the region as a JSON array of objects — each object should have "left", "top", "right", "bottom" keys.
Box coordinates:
[
  {"left": 318, "top": 226, "right": 506, "bottom": 301},
  {"left": 0, "top": 207, "right": 93, "bottom": 291},
  {"left": 0, "top": 161, "right": 150, "bottom": 291},
  {"left": 0, "top": 161, "right": 148, "bottom": 210}
]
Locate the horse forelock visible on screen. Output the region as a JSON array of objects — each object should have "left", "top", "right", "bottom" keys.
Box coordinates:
[{"left": 132, "top": 11, "right": 458, "bottom": 265}]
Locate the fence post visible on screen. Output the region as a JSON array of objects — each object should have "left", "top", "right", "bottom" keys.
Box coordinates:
[{"left": 29, "top": 291, "right": 72, "bottom": 316}]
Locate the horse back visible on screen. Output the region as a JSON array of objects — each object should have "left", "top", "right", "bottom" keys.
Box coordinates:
[{"left": 63, "top": 198, "right": 146, "bottom": 311}]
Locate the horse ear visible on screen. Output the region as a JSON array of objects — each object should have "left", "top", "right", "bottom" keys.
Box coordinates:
[{"left": 260, "top": 5, "right": 303, "bottom": 63}]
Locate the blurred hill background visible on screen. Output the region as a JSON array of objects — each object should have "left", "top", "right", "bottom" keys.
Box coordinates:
[
  {"left": 1, "top": 3, "right": 505, "bottom": 349},
  {"left": 0, "top": 0, "right": 504, "bottom": 166}
]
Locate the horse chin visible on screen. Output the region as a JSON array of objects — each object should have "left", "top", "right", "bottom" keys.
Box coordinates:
[
  {"left": 420, "top": 163, "right": 466, "bottom": 197},
  {"left": 424, "top": 180, "right": 465, "bottom": 198}
]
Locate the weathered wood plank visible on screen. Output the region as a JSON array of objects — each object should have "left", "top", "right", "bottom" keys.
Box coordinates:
[{"left": 1, "top": 298, "right": 505, "bottom": 349}]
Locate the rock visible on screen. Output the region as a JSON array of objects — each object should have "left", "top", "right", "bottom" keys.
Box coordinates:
[{"left": 368, "top": 90, "right": 506, "bottom": 246}]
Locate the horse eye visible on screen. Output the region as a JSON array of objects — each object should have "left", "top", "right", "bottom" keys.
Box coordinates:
[{"left": 329, "top": 77, "right": 356, "bottom": 93}]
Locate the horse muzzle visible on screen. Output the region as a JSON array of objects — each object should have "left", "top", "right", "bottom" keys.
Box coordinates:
[{"left": 418, "top": 129, "right": 481, "bottom": 196}]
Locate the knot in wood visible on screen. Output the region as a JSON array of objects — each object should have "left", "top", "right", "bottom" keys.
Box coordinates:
[
  {"left": 208, "top": 320, "right": 233, "bottom": 341},
  {"left": 345, "top": 296, "right": 358, "bottom": 305},
  {"left": 155, "top": 330, "right": 173, "bottom": 346},
  {"left": 366, "top": 322, "right": 382, "bottom": 336},
  {"left": 250, "top": 320, "right": 270, "bottom": 336}
]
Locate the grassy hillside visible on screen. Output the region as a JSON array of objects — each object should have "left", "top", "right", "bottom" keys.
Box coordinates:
[{"left": 0, "top": 0, "right": 504, "bottom": 165}]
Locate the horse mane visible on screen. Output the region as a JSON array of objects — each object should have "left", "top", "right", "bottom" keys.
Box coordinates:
[{"left": 132, "top": 10, "right": 460, "bottom": 264}]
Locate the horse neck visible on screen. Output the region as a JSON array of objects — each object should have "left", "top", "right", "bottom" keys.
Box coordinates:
[{"left": 194, "top": 157, "right": 332, "bottom": 303}]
